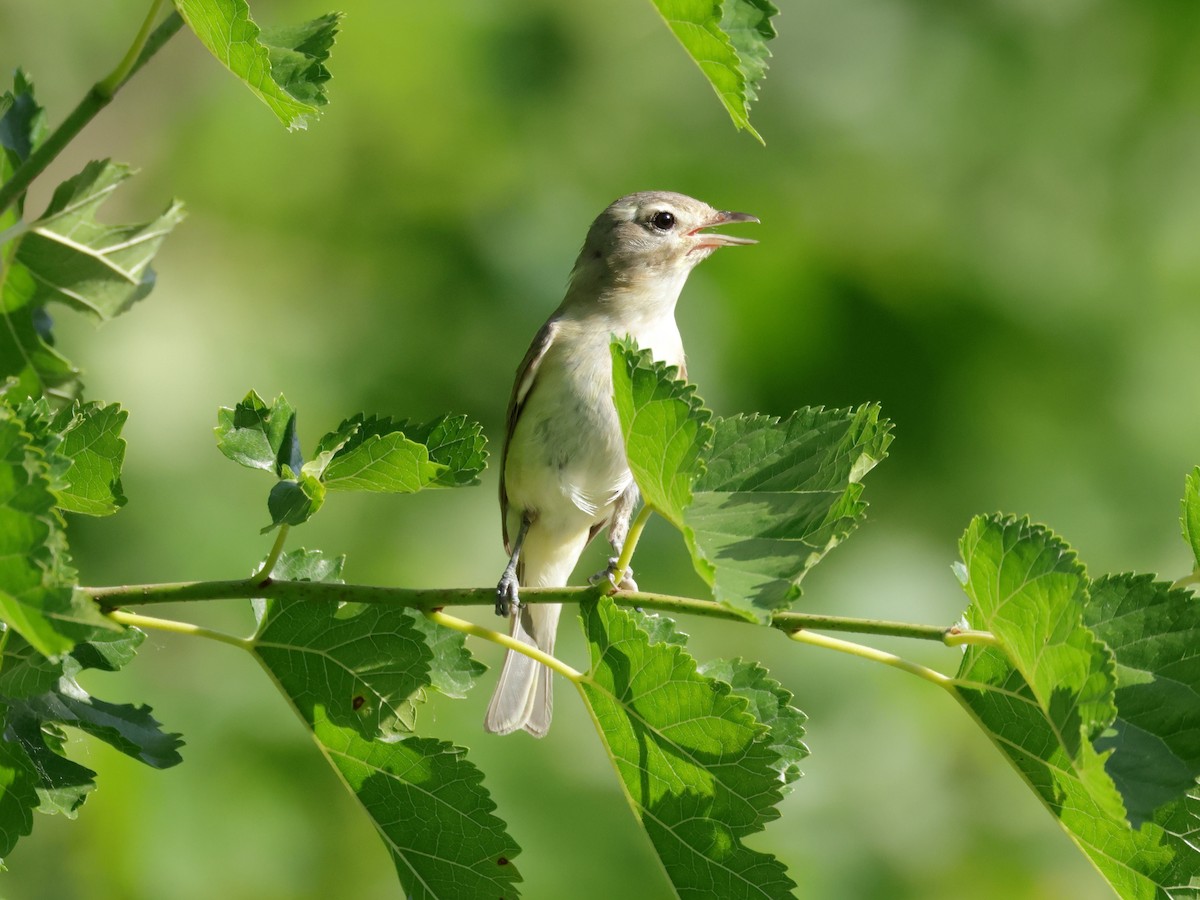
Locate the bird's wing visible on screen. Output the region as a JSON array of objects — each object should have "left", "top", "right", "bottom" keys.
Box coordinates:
[{"left": 500, "top": 317, "right": 559, "bottom": 553}]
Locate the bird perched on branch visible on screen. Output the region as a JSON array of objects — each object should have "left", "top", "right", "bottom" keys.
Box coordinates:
[{"left": 484, "top": 191, "right": 757, "bottom": 737}]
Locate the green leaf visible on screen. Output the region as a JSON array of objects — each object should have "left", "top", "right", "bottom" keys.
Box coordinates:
[
  {"left": 404, "top": 609, "right": 487, "bottom": 699},
  {"left": 0, "top": 70, "right": 47, "bottom": 223},
  {"left": 314, "top": 723, "right": 523, "bottom": 899},
  {"left": 253, "top": 595, "right": 433, "bottom": 739},
  {"left": 1181, "top": 467, "right": 1200, "bottom": 570},
  {"left": 15, "top": 160, "right": 184, "bottom": 322},
  {"left": 610, "top": 338, "right": 712, "bottom": 529},
  {"left": 0, "top": 160, "right": 183, "bottom": 400},
  {"left": 253, "top": 550, "right": 519, "bottom": 896},
  {"left": 385, "top": 414, "right": 489, "bottom": 487},
  {"left": 684, "top": 406, "right": 892, "bottom": 621},
  {"left": 1085, "top": 574, "right": 1200, "bottom": 827},
  {"left": 0, "top": 730, "right": 40, "bottom": 862},
  {"left": 0, "top": 410, "right": 111, "bottom": 657},
  {"left": 647, "top": 0, "right": 778, "bottom": 142},
  {"left": 20, "top": 680, "right": 183, "bottom": 769},
  {"left": 215, "top": 391, "right": 301, "bottom": 475},
  {"left": 956, "top": 515, "right": 1117, "bottom": 753},
  {"left": 699, "top": 657, "right": 809, "bottom": 789},
  {"left": 47, "top": 402, "right": 128, "bottom": 516},
  {"left": 945, "top": 517, "right": 1200, "bottom": 897},
  {"left": 320, "top": 432, "right": 443, "bottom": 493},
  {"left": 253, "top": 549, "right": 484, "bottom": 730},
  {"left": 173, "top": 2, "right": 340, "bottom": 130},
  {"left": 578, "top": 596, "right": 797, "bottom": 899},
  {"left": 0, "top": 623, "right": 177, "bottom": 865}
]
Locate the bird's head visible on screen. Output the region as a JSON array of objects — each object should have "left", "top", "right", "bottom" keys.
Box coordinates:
[{"left": 570, "top": 191, "right": 757, "bottom": 292}]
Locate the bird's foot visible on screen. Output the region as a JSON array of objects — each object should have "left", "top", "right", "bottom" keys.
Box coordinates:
[
  {"left": 496, "top": 569, "right": 520, "bottom": 617},
  {"left": 589, "top": 557, "right": 638, "bottom": 593}
]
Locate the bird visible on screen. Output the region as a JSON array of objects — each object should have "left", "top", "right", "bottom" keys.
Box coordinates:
[{"left": 484, "top": 191, "right": 757, "bottom": 737}]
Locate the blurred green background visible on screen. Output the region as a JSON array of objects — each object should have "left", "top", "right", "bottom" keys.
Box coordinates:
[{"left": 3, "top": 0, "right": 1198, "bottom": 897}]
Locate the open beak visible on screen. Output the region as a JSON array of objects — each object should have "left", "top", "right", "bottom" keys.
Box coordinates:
[{"left": 689, "top": 210, "right": 759, "bottom": 248}]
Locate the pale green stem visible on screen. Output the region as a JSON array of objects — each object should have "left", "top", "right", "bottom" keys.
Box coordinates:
[
  {"left": 942, "top": 629, "right": 1001, "bottom": 649},
  {"left": 610, "top": 504, "right": 654, "bottom": 588},
  {"left": 97, "top": 0, "right": 167, "bottom": 98},
  {"left": 108, "top": 608, "right": 253, "bottom": 652},
  {"left": 788, "top": 628, "right": 953, "bottom": 689},
  {"left": 425, "top": 610, "right": 584, "bottom": 682},
  {"left": 253, "top": 525, "right": 291, "bottom": 581},
  {"left": 1172, "top": 569, "right": 1200, "bottom": 590}
]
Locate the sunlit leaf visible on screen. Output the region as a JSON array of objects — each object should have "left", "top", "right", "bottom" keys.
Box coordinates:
[
  {"left": 0, "top": 411, "right": 110, "bottom": 657},
  {"left": 215, "top": 391, "right": 301, "bottom": 475},
  {"left": 685, "top": 406, "right": 891, "bottom": 621},
  {"left": 578, "top": 596, "right": 797, "bottom": 899},
  {"left": 647, "top": 0, "right": 778, "bottom": 141},
  {"left": 173, "top": 1, "right": 340, "bottom": 130},
  {"left": 253, "top": 549, "right": 519, "bottom": 896},
  {"left": 48, "top": 402, "right": 127, "bottom": 516},
  {"left": 610, "top": 338, "right": 712, "bottom": 529}
]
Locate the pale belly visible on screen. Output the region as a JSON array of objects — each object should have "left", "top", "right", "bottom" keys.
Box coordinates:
[{"left": 504, "top": 337, "right": 632, "bottom": 532}]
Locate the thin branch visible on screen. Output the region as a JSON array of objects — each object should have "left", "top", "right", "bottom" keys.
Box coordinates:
[{"left": 84, "top": 578, "right": 983, "bottom": 646}]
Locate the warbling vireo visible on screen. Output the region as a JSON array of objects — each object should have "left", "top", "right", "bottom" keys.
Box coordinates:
[{"left": 484, "top": 191, "right": 757, "bottom": 737}]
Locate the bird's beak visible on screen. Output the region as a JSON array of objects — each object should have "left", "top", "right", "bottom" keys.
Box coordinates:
[{"left": 689, "top": 210, "right": 759, "bottom": 248}]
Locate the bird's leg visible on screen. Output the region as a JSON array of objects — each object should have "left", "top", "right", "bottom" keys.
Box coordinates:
[
  {"left": 589, "top": 485, "right": 639, "bottom": 592},
  {"left": 496, "top": 515, "right": 531, "bottom": 617}
]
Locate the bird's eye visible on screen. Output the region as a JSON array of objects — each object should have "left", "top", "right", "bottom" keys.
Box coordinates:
[{"left": 650, "top": 211, "right": 676, "bottom": 231}]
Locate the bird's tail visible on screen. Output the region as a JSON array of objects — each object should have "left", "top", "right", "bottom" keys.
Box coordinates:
[{"left": 484, "top": 524, "right": 587, "bottom": 737}]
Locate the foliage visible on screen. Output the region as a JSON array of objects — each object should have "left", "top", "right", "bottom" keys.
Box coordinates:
[{"left": 0, "top": 3, "right": 1196, "bottom": 899}]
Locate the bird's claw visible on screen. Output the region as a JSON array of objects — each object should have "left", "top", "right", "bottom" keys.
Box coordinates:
[
  {"left": 496, "top": 571, "right": 520, "bottom": 617},
  {"left": 589, "top": 557, "right": 638, "bottom": 593}
]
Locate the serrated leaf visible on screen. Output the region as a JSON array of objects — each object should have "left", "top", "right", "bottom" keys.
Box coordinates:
[
  {"left": 700, "top": 657, "right": 808, "bottom": 788},
  {"left": 48, "top": 402, "right": 127, "bottom": 516},
  {"left": 0, "top": 411, "right": 111, "bottom": 657},
  {"left": 952, "top": 661, "right": 1200, "bottom": 899},
  {"left": 174, "top": 2, "right": 340, "bottom": 130},
  {"left": 19, "top": 678, "right": 183, "bottom": 769},
  {"left": 4, "top": 711, "right": 94, "bottom": 820},
  {"left": 253, "top": 545, "right": 520, "bottom": 897},
  {"left": 1181, "top": 467, "right": 1200, "bottom": 570},
  {"left": 578, "top": 596, "right": 797, "bottom": 899},
  {"left": 253, "top": 596, "right": 432, "bottom": 739},
  {"left": 0, "top": 159, "right": 182, "bottom": 400},
  {"left": 610, "top": 338, "right": 712, "bottom": 529},
  {"left": 957, "top": 515, "right": 1117, "bottom": 751},
  {"left": 321, "top": 431, "right": 443, "bottom": 493},
  {"left": 944, "top": 517, "right": 1199, "bottom": 898},
  {"left": 684, "top": 406, "right": 891, "bottom": 621},
  {"left": 16, "top": 160, "right": 183, "bottom": 322},
  {"left": 314, "top": 722, "right": 523, "bottom": 899},
  {"left": 647, "top": 0, "right": 777, "bottom": 142},
  {"left": 386, "top": 414, "right": 488, "bottom": 487},
  {"left": 404, "top": 610, "right": 487, "bottom": 698},
  {"left": 215, "top": 391, "right": 301, "bottom": 475},
  {"left": 1085, "top": 574, "right": 1200, "bottom": 827},
  {"left": 253, "top": 549, "right": 485, "bottom": 728}
]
